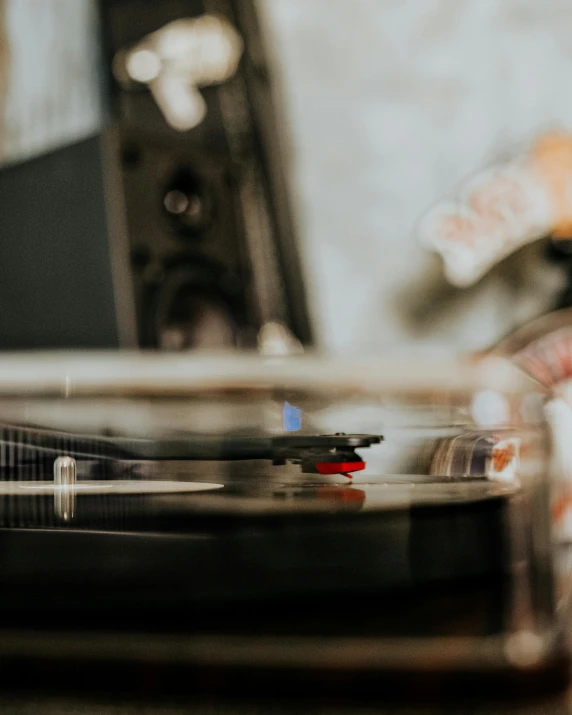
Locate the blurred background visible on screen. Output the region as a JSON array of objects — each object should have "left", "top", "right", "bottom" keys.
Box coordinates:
[{"left": 2, "top": 0, "right": 572, "bottom": 354}]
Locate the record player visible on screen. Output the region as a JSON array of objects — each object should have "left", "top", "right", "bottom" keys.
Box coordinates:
[{"left": 0, "top": 351, "right": 564, "bottom": 702}]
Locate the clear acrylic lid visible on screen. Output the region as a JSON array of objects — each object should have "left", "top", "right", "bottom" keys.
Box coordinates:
[{"left": 0, "top": 350, "right": 561, "bottom": 680}]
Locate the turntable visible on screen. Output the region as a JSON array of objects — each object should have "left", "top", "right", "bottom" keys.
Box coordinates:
[{"left": 0, "top": 351, "right": 565, "bottom": 700}]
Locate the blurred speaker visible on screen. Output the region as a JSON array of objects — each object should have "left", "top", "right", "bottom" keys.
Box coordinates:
[{"left": 100, "top": 0, "right": 313, "bottom": 350}]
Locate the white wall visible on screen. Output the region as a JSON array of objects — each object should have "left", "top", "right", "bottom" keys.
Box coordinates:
[
  {"left": 259, "top": 0, "right": 572, "bottom": 353},
  {"left": 0, "top": 0, "right": 101, "bottom": 166}
]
